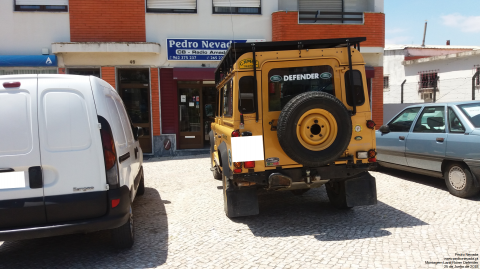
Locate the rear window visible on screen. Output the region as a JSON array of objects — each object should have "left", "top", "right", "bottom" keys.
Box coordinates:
[
  {"left": 0, "top": 92, "right": 32, "bottom": 155},
  {"left": 345, "top": 70, "right": 365, "bottom": 106},
  {"left": 459, "top": 103, "right": 480, "bottom": 127},
  {"left": 268, "top": 65, "right": 335, "bottom": 111}
]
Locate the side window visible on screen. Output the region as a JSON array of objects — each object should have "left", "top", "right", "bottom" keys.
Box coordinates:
[
  {"left": 238, "top": 76, "right": 255, "bottom": 114},
  {"left": 0, "top": 92, "right": 32, "bottom": 155},
  {"left": 448, "top": 108, "right": 465, "bottom": 133},
  {"left": 268, "top": 65, "right": 335, "bottom": 111},
  {"left": 114, "top": 98, "right": 135, "bottom": 144},
  {"left": 106, "top": 96, "right": 127, "bottom": 148},
  {"left": 222, "top": 80, "right": 233, "bottom": 117},
  {"left": 345, "top": 70, "right": 365, "bottom": 106},
  {"left": 413, "top": 106, "right": 445, "bottom": 133},
  {"left": 388, "top": 107, "right": 421, "bottom": 132}
]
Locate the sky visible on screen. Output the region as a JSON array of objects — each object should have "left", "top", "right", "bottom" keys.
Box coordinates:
[{"left": 385, "top": 0, "right": 480, "bottom": 46}]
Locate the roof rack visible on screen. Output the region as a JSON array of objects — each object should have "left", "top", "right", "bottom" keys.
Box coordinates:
[{"left": 214, "top": 37, "right": 366, "bottom": 85}]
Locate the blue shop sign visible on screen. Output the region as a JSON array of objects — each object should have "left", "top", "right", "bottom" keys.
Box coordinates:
[
  {"left": 166, "top": 38, "right": 265, "bottom": 61},
  {"left": 0, "top": 55, "right": 58, "bottom": 67}
]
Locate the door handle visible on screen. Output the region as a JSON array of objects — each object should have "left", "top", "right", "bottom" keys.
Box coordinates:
[
  {"left": 119, "top": 152, "right": 131, "bottom": 163},
  {"left": 29, "top": 166, "right": 43, "bottom": 189},
  {"left": 436, "top": 137, "right": 445, "bottom": 142},
  {"left": 134, "top": 147, "right": 138, "bottom": 159},
  {"left": 0, "top": 168, "right": 14, "bottom": 173},
  {"left": 399, "top": 136, "right": 405, "bottom": 140}
]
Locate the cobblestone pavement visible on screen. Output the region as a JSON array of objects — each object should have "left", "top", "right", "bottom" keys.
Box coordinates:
[{"left": 1, "top": 155, "right": 480, "bottom": 269}]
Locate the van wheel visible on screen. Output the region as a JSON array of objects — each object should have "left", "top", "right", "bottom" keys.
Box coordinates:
[
  {"left": 444, "top": 163, "right": 480, "bottom": 198},
  {"left": 291, "top": 189, "right": 310, "bottom": 195},
  {"left": 277, "top": 92, "right": 352, "bottom": 167},
  {"left": 326, "top": 181, "right": 352, "bottom": 209},
  {"left": 136, "top": 176, "right": 145, "bottom": 196},
  {"left": 111, "top": 206, "right": 135, "bottom": 249}
]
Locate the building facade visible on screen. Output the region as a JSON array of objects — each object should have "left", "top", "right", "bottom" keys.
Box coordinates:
[{"left": 1, "top": 0, "right": 385, "bottom": 156}]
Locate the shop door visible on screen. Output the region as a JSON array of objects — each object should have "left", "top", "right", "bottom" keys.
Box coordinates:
[
  {"left": 118, "top": 69, "right": 152, "bottom": 153},
  {"left": 178, "top": 85, "right": 203, "bottom": 149}
]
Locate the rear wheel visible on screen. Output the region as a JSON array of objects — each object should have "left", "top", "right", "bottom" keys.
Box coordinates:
[
  {"left": 326, "top": 181, "right": 352, "bottom": 209},
  {"left": 136, "top": 176, "right": 145, "bottom": 196},
  {"left": 444, "top": 163, "right": 480, "bottom": 198},
  {"left": 111, "top": 205, "right": 135, "bottom": 249}
]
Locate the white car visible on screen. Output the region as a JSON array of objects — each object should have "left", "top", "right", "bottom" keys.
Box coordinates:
[{"left": 0, "top": 74, "right": 144, "bottom": 248}]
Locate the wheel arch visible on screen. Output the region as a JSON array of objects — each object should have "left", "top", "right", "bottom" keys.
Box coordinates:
[
  {"left": 442, "top": 159, "right": 480, "bottom": 187},
  {"left": 217, "top": 141, "right": 231, "bottom": 178}
]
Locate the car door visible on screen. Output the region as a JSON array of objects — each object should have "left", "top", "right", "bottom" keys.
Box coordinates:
[
  {"left": 376, "top": 107, "right": 422, "bottom": 166},
  {"left": 0, "top": 75, "right": 47, "bottom": 229},
  {"left": 406, "top": 106, "right": 447, "bottom": 171}
]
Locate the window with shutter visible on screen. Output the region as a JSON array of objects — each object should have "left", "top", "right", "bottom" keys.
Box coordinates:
[
  {"left": 146, "top": 0, "right": 197, "bottom": 13},
  {"left": 15, "top": 0, "right": 68, "bottom": 11},
  {"left": 212, "top": 0, "right": 261, "bottom": 14}
]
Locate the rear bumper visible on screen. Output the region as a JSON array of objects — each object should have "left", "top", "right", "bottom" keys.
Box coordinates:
[{"left": 0, "top": 186, "right": 130, "bottom": 242}]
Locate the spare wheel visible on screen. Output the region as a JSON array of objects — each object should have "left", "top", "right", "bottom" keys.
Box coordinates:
[{"left": 277, "top": 91, "right": 352, "bottom": 167}]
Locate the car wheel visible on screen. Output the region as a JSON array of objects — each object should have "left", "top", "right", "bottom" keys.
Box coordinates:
[
  {"left": 136, "top": 175, "right": 145, "bottom": 196},
  {"left": 444, "top": 163, "right": 480, "bottom": 198},
  {"left": 325, "top": 181, "right": 353, "bottom": 209},
  {"left": 111, "top": 205, "right": 135, "bottom": 249}
]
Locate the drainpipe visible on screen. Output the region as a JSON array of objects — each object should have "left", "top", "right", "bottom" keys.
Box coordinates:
[
  {"left": 433, "top": 76, "right": 438, "bottom": 103},
  {"left": 401, "top": 79, "right": 406, "bottom": 104},
  {"left": 473, "top": 70, "right": 479, "bottom": 100}
]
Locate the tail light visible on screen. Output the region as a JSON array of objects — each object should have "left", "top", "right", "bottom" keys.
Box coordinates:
[
  {"left": 234, "top": 162, "right": 242, "bottom": 169},
  {"left": 232, "top": 130, "right": 240, "bottom": 137},
  {"left": 366, "top": 120, "right": 376, "bottom": 129},
  {"left": 233, "top": 168, "right": 242, "bottom": 173},
  {"left": 368, "top": 149, "right": 377, "bottom": 158},
  {"left": 98, "top": 116, "right": 119, "bottom": 188},
  {"left": 368, "top": 157, "right": 377, "bottom": 162},
  {"left": 111, "top": 199, "right": 120, "bottom": 208},
  {"left": 244, "top": 161, "right": 255, "bottom": 169},
  {"left": 3, "top": 82, "right": 21, "bottom": 88}
]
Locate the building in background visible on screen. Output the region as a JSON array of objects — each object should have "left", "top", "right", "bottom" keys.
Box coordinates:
[{"left": 0, "top": 0, "right": 385, "bottom": 156}]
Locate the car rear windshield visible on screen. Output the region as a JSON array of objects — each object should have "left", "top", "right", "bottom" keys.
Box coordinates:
[
  {"left": 267, "top": 65, "right": 335, "bottom": 111},
  {"left": 459, "top": 103, "right": 480, "bottom": 127}
]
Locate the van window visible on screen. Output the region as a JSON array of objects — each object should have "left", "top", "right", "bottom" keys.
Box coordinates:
[
  {"left": 238, "top": 76, "right": 255, "bottom": 114},
  {"left": 106, "top": 96, "right": 127, "bottom": 148},
  {"left": 268, "top": 65, "right": 335, "bottom": 111},
  {"left": 344, "top": 70, "right": 365, "bottom": 106},
  {"left": 0, "top": 92, "right": 32, "bottom": 155},
  {"left": 42, "top": 91, "right": 91, "bottom": 151},
  {"left": 114, "top": 98, "right": 134, "bottom": 144},
  {"left": 223, "top": 80, "right": 233, "bottom": 117}
]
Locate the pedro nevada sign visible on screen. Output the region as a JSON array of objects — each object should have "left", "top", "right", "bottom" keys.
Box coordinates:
[{"left": 166, "top": 38, "right": 265, "bottom": 61}]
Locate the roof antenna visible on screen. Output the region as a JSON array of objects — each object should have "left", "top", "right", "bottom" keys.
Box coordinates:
[{"left": 421, "top": 20, "right": 427, "bottom": 47}]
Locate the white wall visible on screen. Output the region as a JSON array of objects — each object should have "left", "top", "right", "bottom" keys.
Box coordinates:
[
  {"left": 145, "top": 0, "right": 277, "bottom": 68},
  {"left": 0, "top": 1, "right": 70, "bottom": 55},
  {"left": 384, "top": 50, "right": 480, "bottom": 104}
]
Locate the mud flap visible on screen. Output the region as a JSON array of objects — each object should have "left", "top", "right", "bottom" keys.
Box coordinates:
[
  {"left": 225, "top": 187, "right": 259, "bottom": 218},
  {"left": 345, "top": 172, "right": 377, "bottom": 207}
]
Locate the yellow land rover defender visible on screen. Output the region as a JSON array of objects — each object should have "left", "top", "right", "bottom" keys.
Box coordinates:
[{"left": 210, "top": 37, "right": 377, "bottom": 218}]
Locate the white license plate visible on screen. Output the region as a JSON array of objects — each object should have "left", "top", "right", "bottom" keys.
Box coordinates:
[{"left": 0, "top": 171, "right": 26, "bottom": 189}]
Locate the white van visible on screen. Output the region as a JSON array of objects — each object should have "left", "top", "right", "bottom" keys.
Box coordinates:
[{"left": 0, "top": 74, "right": 144, "bottom": 248}]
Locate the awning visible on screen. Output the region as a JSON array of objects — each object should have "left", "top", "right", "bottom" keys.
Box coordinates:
[
  {"left": 173, "top": 68, "right": 216, "bottom": 80},
  {"left": 365, "top": 66, "right": 375, "bottom": 79},
  {"left": 0, "top": 55, "right": 57, "bottom": 67}
]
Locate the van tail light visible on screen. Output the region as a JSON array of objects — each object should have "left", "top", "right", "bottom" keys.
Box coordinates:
[
  {"left": 368, "top": 158, "right": 377, "bottom": 163},
  {"left": 232, "top": 130, "right": 240, "bottom": 137},
  {"left": 111, "top": 199, "right": 120, "bottom": 208},
  {"left": 98, "top": 116, "right": 119, "bottom": 188},
  {"left": 233, "top": 168, "right": 242, "bottom": 173},
  {"left": 244, "top": 161, "right": 255, "bottom": 169},
  {"left": 366, "top": 120, "right": 376, "bottom": 129},
  {"left": 234, "top": 162, "right": 242, "bottom": 169},
  {"left": 3, "top": 82, "right": 21, "bottom": 88},
  {"left": 368, "top": 149, "right": 377, "bottom": 158}
]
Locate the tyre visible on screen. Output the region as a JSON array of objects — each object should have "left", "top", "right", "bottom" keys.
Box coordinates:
[
  {"left": 211, "top": 151, "right": 222, "bottom": 181},
  {"left": 291, "top": 189, "right": 310, "bottom": 196},
  {"left": 111, "top": 205, "right": 134, "bottom": 249},
  {"left": 277, "top": 91, "right": 352, "bottom": 167},
  {"left": 325, "top": 181, "right": 353, "bottom": 209},
  {"left": 136, "top": 176, "right": 145, "bottom": 196},
  {"left": 444, "top": 163, "right": 480, "bottom": 198}
]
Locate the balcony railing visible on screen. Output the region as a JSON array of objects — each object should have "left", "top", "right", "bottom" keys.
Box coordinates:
[{"left": 299, "top": 11, "right": 364, "bottom": 24}]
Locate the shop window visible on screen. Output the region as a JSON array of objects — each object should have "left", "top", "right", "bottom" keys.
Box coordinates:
[
  {"left": 146, "top": 0, "right": 197, "bottom": 13},
  {"left": 222, "top": 80, "right": 233, "bottom": 117},
  {"left": 238, "top": 76, "right": 255, "bottom": 114},
  {"left": 68, "top": 68, "right": 100, "bottom": 78},
  {"left": 383, "top": 76, "right": 389, "bottom": 89},
  {"left": 268, "top": 65, "right": 335, "bottom": 111},
  {"left": 345, "top": 70, "right": 365, "bottom": 106},
  {"left": 213, "top": 0, "right": 261, "bottom": 14},
  {"left": 15, "top": 0, "right": 68, "bottom": 12}
]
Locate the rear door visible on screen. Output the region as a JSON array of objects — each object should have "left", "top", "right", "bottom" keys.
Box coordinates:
[
  {"left": 0, "top": 75, "right": 46, "bottom": 229},
  {"left": 37, "top": 75, "right": 107, "bottom": 223},
  {"left": 262, "top": 60, "right": 340, "bottom": 167}
]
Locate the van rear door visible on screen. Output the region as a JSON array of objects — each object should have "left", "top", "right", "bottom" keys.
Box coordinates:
[
  {"left": 37, "top": 75, "right": 107, "bottom": 223},
  {"left": 0, "top": 75, "right": 46, "bottom": 229}
]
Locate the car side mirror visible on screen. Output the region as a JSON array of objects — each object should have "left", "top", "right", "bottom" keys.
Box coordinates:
[{"left": 379, "top": 124, "right": 390, "bottom": 133}]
